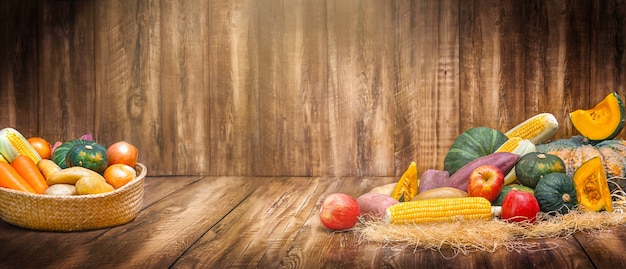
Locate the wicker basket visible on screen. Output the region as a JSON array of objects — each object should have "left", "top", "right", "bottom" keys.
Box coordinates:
[{"left": 0, "top": 163, "right": 146, "bottom": 232}]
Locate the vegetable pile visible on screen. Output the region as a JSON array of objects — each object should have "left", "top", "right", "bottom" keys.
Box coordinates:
[
  {"left": 0, "top": 127, "right": 139, "bottom": 196},
  {"left": 318, "top": 92, "right": 626, "bottom": 254}
]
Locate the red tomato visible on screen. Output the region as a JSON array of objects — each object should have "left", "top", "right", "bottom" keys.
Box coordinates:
[
  {"left": 106, "top": 141, "right": 138, "bottom": 167},
  {"left": 27, "top": 137, "right": 51, "bottom": 159}
]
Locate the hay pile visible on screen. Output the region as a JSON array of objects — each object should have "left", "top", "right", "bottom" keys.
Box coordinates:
[{"left": 355, "top": 181, "right": 626, "bottom": 256}]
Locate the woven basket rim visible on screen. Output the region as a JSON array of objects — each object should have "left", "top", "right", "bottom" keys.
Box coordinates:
[
  {"left": 0, "top": 162, "right": 147, "bottom": 199},
  {"left": 0, "top": 163, "right": 147, "bottom": 231}
]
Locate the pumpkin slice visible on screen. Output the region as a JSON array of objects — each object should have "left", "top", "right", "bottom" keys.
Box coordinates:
[
  {"left": 570, "top": 92, "right": 626, "bottom": 142},
  {"left": 573, "top": 157, "right": 612, "bottom": 212},
  {"left": 391, "top": 161, "right": 418, "bottom": 202}
]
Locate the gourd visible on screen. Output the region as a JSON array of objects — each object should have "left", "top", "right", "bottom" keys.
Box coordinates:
[
  {"left": 51, "top": 139, "right": 97, "bottom": 169},
  {"left": 443, "top": 127, "right": 508, "bottom": 175},
  {"left": 573, "top": 157, "right": 612, "bottom": 212},
  {"left": 534, "top": 172, "right": 577, "bottom": 215},
  {"left": 66, "top": 143, "right": 109, "bottom": 174},
  {"left": 536, "top": 136, "right": 626, "bottom": 193},
  {"left": 515, "top": 152, "right": 566, "bottom": 189},
  {"left": 570, "top": 92, "right": 625, "bottom": 142}
]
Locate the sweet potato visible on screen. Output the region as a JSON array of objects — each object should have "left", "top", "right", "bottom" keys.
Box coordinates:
[
  {"left": 418, "top": 169, "right": 450, "bottom": 193},
  {"left": 447, "top": 152, "right": 519, "bottom": 191},
  {"left": 356, "top": 192, "right": 399, "bottom": 220}
]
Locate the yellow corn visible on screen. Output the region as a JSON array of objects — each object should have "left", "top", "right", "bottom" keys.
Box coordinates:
[
  {"left": 384, "top": 197, "right": 495, "bottom": 224},
  {"left": 0, "top": 127, "right": 42, "bottom": 164},
  {"left": 505, "top": 113, "right": 559, "bottom": 144},
  {"left": 495, "top": 136, "right": 523, "bottom": 153},
  {"left": 495, "top": 137, "right": 537, "bottom": 185}
]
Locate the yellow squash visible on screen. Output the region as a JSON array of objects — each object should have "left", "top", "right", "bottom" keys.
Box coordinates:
[{"left": 391, "top": 161, "right": 418, "bottom": 202}]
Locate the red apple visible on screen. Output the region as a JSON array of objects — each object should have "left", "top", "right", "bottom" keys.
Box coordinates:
[
  {"left": 319, "top": 193, "right": 360, "bottom": 231},
  {"left": 467, "top": 164, "right": 505, "bottom": 202},
  {"left": 501, "top": 189, "right": 541, "bottom": 223}
]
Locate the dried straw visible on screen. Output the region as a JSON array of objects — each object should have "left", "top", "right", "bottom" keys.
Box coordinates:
[{"left": 356, "top": 179, "right": 626, "bottom": 256}]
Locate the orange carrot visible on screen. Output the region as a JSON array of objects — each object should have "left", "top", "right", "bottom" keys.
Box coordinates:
[
  {"left": 0, "top": 161, "right": 35, "bottom": 193},
  {"left": 11, "top": 155, "right": 48, "bottom": 194}
]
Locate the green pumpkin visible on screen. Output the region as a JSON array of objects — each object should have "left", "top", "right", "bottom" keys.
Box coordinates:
[
  {"left": 443, "top": 127, "right": 508, "bottom": 175},
  {"left": 534, "top": 172, "right": 577, "bottom": 214},
  {"left": 66, "top": 143, "right": 108, "bottom": 174},
  {"left": 493, "top": 184, "right": 534, "bottom": 206},
  {"left": 536, "top": 136, "right": 626, "bottom": 193},
  {"left": 51, "top": 139, "right": 96, "bottom": 169},
  {"left": 515, "top": 152, "right": 566, "bottom": 188}
]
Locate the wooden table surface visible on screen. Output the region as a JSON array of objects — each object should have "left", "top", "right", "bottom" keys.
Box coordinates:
[{"left": 1, "top": 175, "right": 626, "bottom": 268}]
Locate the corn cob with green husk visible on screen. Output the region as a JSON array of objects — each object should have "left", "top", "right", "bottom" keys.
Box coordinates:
[
  {"left": 505, "top": 113, "right": 558, "bottom": 145},
  {"left": 495, "top": 136, "right": 537, "bottom": 185},
  {"left": 0, "top": 127, "right": 42, "bottom": 164}
]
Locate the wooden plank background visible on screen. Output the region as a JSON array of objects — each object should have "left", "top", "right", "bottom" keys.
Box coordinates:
[{"left": 1, "top": 0, "right": 625, "bottom": 177}]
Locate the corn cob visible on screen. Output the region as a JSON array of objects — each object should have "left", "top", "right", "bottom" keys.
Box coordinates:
[
  {"left": 495, "top": 137, "right": 537, "bottom": 185},
  {"left": 384, "top": 197, "right": 498, "bottom": 224},
  {"left": 504, "top": 113, "right": 558, "bottom": 145},
  {"left": 0, "top": 127, "right": 42, "bottom": 164}
]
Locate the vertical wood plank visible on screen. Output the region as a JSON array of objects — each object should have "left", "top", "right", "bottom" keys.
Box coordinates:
[
  {"left": 207, "top": 0, "right": 260, "bottom": 176},
  {"left": 520, "top": 0, "right": 592, "bottom": 139},
  {"left": 254, "top": 0, "right": 334, "bottom": 176},
  {"left": 460, "top": 0, "right": 527, "bottom": 132},
  {"left": 326, "top": 0, "right": 396, "bottom": 176},
  {"left": 0, "top": 0, "right": 39, "bottom": 135},
  {"left": 39, "top": 0, "right": 95, "bottom": 142},
  {"left": 541, "top": 0, "right": 591, "bottom": 139},
  {"left": 589, "top": 0, "right": 626, "bottom": 139},
  {"left": 159, "top": 0, "right": 210, "bottom": 175},
  {"left": 95, "top": 0, "right": 164, "bottom": 175},
  {"left": 395, "top": 0, "right": 460, "bottom": 173}
]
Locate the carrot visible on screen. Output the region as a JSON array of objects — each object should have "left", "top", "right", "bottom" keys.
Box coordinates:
[
  {"left": 0, "top": 161, "right": 35, "bottom": 193},
  {"left": 11, "top": 155, "right": 48, "bottom": 194}
]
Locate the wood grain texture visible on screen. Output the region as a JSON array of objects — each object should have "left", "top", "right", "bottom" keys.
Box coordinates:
[
  {"left": 327, "top": 0, "right": 396, "bottom": 176},
  {"left": 395, "top": 0, "right": 460, "bottom": 175},
  {"left": 208, "top": 0, "right": 260, "bottom": 176},
  {"left": 460, "top": 0, "right": 527, "bottom": 131},
  {"left": 95, "top": 0, "right": 169, "bottom": 175},
  {"left": 590, "top": 0, "right": 626, "bottom": 111},
  {"left": 39, "top": 0, "right": 96, "bottom": 142},
  {"left": 0, "top": 0, "right": 39, "bottom": 135},
  {"left": 2, "top": 176, "right": 625, "bottom": 268},
  {"left": 574, "top": 226, "right": 626, "bottom": 268},
  {"left": 3, "top": 0, "right": 626, "bottom": 176}
]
